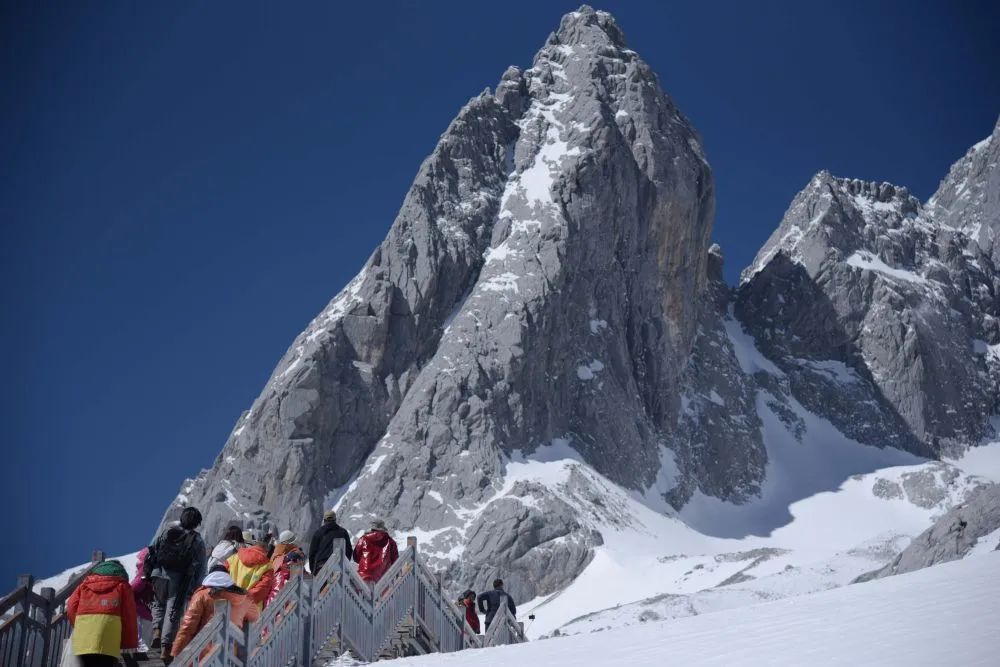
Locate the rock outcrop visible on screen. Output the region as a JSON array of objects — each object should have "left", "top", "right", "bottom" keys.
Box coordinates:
[{"left": 855, "top": 483, "right": 1000, "bottom": 582}]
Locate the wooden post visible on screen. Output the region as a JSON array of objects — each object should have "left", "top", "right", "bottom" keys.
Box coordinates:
[
  {"left": 37, "top": 587, "right": 55, "bottom": 667},
  {"left": 16, "top": 575, "right": 33, "bottom": 665}
]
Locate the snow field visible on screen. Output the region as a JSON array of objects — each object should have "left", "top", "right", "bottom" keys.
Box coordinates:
[{"left": 383, "top": 553, "right": 1000, "bottom": 667}]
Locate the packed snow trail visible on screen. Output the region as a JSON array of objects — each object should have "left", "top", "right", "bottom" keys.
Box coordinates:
[{"left": 377, "top": 553, "right": 1000, "bottom": 667}]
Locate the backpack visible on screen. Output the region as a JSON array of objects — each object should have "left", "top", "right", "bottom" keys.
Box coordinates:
[{"left": 155, "top": 526, "right": 198, "bottom": 572}]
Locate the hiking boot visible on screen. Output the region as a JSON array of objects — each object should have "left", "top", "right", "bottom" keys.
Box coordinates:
[{"left": 150, "top": 628, "right": 161, "bottom": 651}]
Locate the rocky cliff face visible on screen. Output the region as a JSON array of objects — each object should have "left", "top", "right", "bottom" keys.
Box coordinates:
[
  {"left": 161, "top": 8, "right": 1000, "bottom": 601},
  {"left": 164, "top": 6, "right": 716, "bottom": 599},
  {"left": 738, "top": 154, "right": 1000, "bottom": 458}
]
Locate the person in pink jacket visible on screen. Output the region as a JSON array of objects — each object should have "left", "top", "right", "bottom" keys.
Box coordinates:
[{"left": 130, "top": 548, "right": 155, "bottom": 623}]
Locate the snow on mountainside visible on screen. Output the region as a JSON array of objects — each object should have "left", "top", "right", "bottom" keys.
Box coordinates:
[{"left": 379, "top": 553, "right": 1000, "bottom": 667}]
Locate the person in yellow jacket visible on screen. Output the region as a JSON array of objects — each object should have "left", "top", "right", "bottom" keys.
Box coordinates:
[{"left": 226, "top": 533, "right": 275, "bottom": 608}]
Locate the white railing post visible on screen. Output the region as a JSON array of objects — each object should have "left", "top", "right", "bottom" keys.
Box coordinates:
[
  {"left": 300, "top": 564, "right": 312, "bottom": 665},
  {"left": 409, "top": 536, "right": 419, "bottom": 647},
  {"left": 214, "top": 599, "right": 230, "bottom": 666}
]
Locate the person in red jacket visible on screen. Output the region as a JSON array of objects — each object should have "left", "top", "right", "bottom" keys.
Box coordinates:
[
  {"left": 67, "top": 560, "right": 138, "bottom": 667},
  {"left": 456, "top": 590, "right": 480, "bottom": 634},
  {"left": 352, "top": 519, "right": 398, "bottom": 583}
]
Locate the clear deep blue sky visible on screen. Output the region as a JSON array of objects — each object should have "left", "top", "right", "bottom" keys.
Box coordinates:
[{"left": 2, "top": 1, "right": 998, "bottom": 585}]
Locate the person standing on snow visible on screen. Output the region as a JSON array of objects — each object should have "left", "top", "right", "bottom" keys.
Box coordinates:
[
  {"left": 170, "top": 570, "right": 260, "bottom": 659},
  {"left": 352, "top": 519, "right": 399, "bottom": 584},
  {"left": 308, "top": 509, "right": 353, "bottom": 575},
  {"left": 67, "top": 560, "right": 138, "bottom": 667},
  {"left": 145, "top": 506, "right": 207, "bottom": 659},
  {"left": 226, "top": 531, "right": 275, "bottom": 609},
  {"left": 478, "top": 579, "right": 516, "bottom": 630},
  {"left": 207, "top": 525, "right": 245, "bottom": 571}
]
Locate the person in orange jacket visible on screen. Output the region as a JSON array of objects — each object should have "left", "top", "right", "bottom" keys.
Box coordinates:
[
  {"left": 170, "top": 570, "right": 260, "bottom": 659},
  {"left": 352, "top": 519, "right": 399, "bottom": 583},
  {"left": 67, "top": 560, "right": 138, "bottom": 667},
  {"left": 225, "top": 532, "right": 275, "bottom": 608},
  {"left": 269, "top": 530, "right": 304, "bottom": 572},
  {"left": 267, "top": 531, "right": 306, "bottom": 607}
]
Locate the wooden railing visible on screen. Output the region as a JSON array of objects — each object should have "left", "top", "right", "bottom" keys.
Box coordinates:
[
  {"left": 0, "top": 550, "right": 106, "bottom": 667},
  {"left": 2, "top": 539, "right": 524, "bottom": 666}
]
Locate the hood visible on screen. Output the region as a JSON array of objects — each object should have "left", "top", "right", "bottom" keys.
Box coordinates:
[
  {"left": 82, "top": 574, "right": 127, "bottom": 595},
  {"left": 237, "top": 544, "right": 270, "bottom": 567},
  {"left": 364, "top": 530, "right": 392, "bottom": 548}
]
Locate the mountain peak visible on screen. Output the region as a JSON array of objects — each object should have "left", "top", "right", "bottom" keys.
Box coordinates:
[{"left": 550, "top": 6, "right": 628, "bottom": 51}]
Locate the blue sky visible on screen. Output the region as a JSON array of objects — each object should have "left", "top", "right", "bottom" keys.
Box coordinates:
[{"left": 2, "top": 1, "right": 998, "bottom": 584}]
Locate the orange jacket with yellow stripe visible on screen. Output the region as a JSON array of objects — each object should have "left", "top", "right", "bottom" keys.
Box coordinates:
[
  {"left": 226, "top": 545, "right": 274, "bottom": 607},
  {"left": 67, "top": 573, "right": 138, "bottom": 658}
]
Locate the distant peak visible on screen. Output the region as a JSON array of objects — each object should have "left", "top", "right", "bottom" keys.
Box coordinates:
[
  {"left": 809, "top": 170, "right": 913, "bottom": 205},
  {"left": 549, "top": 6, "right": 628, "bottom": 51}
]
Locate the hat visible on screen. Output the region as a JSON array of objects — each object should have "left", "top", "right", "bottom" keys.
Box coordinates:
[
  {"left": 370, "top": 519, "right": 387, "bottom": 531},
  {"left": 92, "top": 560, "right": 128, "bottom": 580},
  {"left": 278, "top": 530, "right": 297, "bottom": 544},
  {"left": 203, "top": 571, "right": 235, "bottom": 589},
  {"left": 242, "top": 530, "right": 257, "bottom": 543},
  {"left": 323, "top": 509, "right": 337, "bottom": 523}
]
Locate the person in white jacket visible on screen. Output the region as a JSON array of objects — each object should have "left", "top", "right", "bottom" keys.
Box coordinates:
[{"left": 207, "top": 525, "right": 245, "bottom": 572}]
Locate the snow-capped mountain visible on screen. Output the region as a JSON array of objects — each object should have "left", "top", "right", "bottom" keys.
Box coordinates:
[{"left": 160, "top": 4, "right": 1000, "bottom": 627}]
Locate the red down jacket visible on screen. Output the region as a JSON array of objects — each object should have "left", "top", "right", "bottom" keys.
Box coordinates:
[{"left": 352, "top": 530, "right": 398, "bottom": 583}]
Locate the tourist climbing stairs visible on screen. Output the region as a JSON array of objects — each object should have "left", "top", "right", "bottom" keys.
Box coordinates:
[{"left": 0, "top": 538, "right": 525, "bottom": 666}]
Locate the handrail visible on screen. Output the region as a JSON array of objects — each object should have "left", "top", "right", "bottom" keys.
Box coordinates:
[
  {"left": 0, "top": 550, "right": 106, "bottom": 667},
  {"left": 3, "top": 538, "right": 525, "bottom": 666}
]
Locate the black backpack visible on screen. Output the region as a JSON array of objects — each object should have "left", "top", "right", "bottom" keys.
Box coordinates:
[{"left": 155, "top": 526, "right": 198, "bottom": 572}]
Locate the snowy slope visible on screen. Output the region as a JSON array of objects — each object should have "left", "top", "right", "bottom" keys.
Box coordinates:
[
  {"left": 34, "top": 551, "right": 139, "bottom": 593},
  {"left": 382, "top": 553, "right": 1000, "bottom": 667},
  {"left": 518, "top": 448, "right": 987, "bottom": 637}
]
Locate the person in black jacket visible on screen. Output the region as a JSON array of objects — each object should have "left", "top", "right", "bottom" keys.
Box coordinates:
[
  {"left": 308, "top": 509, "right": 353, "bottom": 575},
  {"left": 477, "top": 578, "right": 516, "bottom": 630}
]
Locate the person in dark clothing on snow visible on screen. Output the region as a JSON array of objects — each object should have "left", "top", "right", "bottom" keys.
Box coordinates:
[
  {"left": 478, "top": 579, "right": 516, "bottom": 630},
  {"left": 308, "top": 509, "right": 353, "bottom": 575},
  {"left": 144, "top": 506, "right": 207, "bottom": 662}
]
